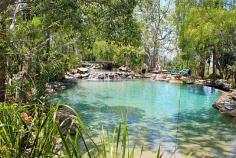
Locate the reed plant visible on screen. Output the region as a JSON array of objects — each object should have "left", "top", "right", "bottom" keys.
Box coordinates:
[{"left": 0, "top": 103, "right": 170, "bottom": 158}]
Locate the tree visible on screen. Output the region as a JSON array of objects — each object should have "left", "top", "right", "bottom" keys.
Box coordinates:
[
  {"left": 0, "top": 0, "right": 16, "bottom": 102},
  {"left": 1, "top": 0, "right": 143, "bottom": 102},
  {"left": 137, "top": 0, "right": 175, "bottom": 69},
  {"left": 175, "top": 0, "right": 236, "bottom": 79}
]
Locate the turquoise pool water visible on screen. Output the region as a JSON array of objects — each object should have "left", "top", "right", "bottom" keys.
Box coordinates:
[{"left": 52, "top": 80, "right": 236, "bottom": 157}]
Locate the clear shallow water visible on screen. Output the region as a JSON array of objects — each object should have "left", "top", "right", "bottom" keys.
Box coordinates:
[{"left": 52, "top": 80, "right": 236, "bottom": 158}]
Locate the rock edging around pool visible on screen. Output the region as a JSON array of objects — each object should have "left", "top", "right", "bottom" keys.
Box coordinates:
[
  {"left": 213, "top": 89, "right": 236, "bottom": 117},
  {"left": 67, "top": 67, "right": 143, "bottom": 80}
]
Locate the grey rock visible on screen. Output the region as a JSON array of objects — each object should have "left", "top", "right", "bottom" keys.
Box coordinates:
[
  {"left": 74, "top": 73, "right": 82, "bottom": 79},
  {"left": 119, "top": 66, "right": 129, "bottom": 72},
  {"left": 206, "top": 79, "right": 231, "bottom": 92},
  {"left": 98, "top": 74, "right": 105, "bottom": 79},
  {"left": 81, "top": 73, "right": 89, "bottom": 78},
  {"left": 77, "top": 67, "right": 89, "bottom": 74},
  {"left": 232, "top": 96, "right": 236, "bottom": 101},
  {"left": 128, "top": 75, "right": 133, "bottom": 79},
  {"left": 70, "top": 69, "right": 78, "bottom": 74},
  {"left": 214, "top": 79, "right": 231, "bottom": 91}
]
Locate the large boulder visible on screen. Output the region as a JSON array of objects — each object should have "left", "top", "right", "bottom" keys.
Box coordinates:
[
  {"left": 74, "top": 73, "right": 82, "bottom": 79},
  {"left": 232, "top": 96, "right": 236, "bottom": 101},
  {"left": 205, "top": 79, "right": 231, "bottom": 92},
  {"left": 77, "top": 67, "right": 89, "bottom": 74},
  {"left": 214, "top": 79, "right": 231, "bottom": 92},
  {"left": 108, "top": 73, "right": 115, "bottom": 79},
  {"left": 119, "top": 66, "right": 129, "bottom": 72},
  {"left": 81, "top": 73, "right": 89, "bottom": 78},
  {"left": 70, "top": 69, "right": 78, "bottom": 74},
  {"left": 134, "top": 73, "right": 142, "bottom": 78},
  {"left": 98, "top": 73, "right": 105, "bottom": 79},
  {"left": 127, "top": 75, "right": 133, "bottom": 79},
  {"left": 56, "top": 107, "right": 78, "bottom": 135},
  {"left": 182, "top": 77, "right": 195, "bottom": 84},
  {"left": 93, "top": 64, "right": 101, "bottom": 69}
]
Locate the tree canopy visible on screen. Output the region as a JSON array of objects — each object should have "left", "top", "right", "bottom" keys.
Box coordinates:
[
  {"left": 175, "top": 0, "right": 236, "bottom": 80},
  {"left": 1, "top": 0, "right": 236, "bottom": 102}
]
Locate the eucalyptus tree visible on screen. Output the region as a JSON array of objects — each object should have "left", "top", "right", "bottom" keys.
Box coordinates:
[{"left": 137, "top": 0, "right": 175, "bottom": 69}]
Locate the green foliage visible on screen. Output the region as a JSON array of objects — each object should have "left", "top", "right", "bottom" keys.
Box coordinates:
[
  {"left": 93, "top": 40, "right": 112, "bottom": 61},
  {"left": 91, "top": 40, "right": 144, "bottom": 70},
  {"left": 0, "top": 103, "right": 166, "bottom": 158},
  {"left": 99, "top": 0, "right": 142, "bottom": 47},
  {"left": 174, "top": 0, "right": 236, "bottom": 79},
  {"left": 2, "top": 0, "right": 142, "bottom": 102},
  {"left": 31, "top": 17, "right": 42, "bottom": 28},
  {"left": 0, "top": 103, "right": 60, "bottom": 157}
]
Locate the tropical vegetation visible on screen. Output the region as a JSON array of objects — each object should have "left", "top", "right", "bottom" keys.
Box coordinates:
[{"left": 0, "top": 0, "right": 236, "bottom": 157}]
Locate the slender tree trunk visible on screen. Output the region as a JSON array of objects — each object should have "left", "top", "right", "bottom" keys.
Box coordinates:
[
  {"left": 216, "top": 57, "right": 223, "bottom": 78},
  {"left": 125, "top": 54, "right": 130, "bottom": 68},
  {"left": 0, "top": 45, "right": 6, "bottom": 102},
  {"left": 19, "top": 3, "right": 33, "bottom": 102},
  {"left": 0, "top": 17, "right": 6, "bottom": 102},
  {"left": 207, "top": 64, "right": 210, "bottom": 75},
  {"left": 233, "top": 74, "right": 236, "bottom": 88},
  {"left": 199, "top": 60, "right": 205, "bottom": 78},
  {"left": 20, "top": 50, "right": 33, "bottom": 102},
  {"left": 45, "top": 31, "right": 50, "bottom": 57},
  {"left": 153, "top": 40, "right": 158, "bottom": 68},
  {"left": 212, "top": 52, "right": 217, "bottom": 75}
]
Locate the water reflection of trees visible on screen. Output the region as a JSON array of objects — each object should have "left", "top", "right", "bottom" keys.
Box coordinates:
[{"left": 185, "top": 85, "right": 217, "bottom": 96}]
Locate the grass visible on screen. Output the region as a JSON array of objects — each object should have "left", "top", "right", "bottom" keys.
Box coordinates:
[{"left": 0, "top": 102, "right": 180, "bottom": 158}]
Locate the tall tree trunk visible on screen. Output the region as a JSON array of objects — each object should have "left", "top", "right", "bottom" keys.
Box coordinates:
[
  {"left": 0, "top": 17, "right": 6, "bottom": 102},
  {"left": 199, "top": 60, "right": 205, "bottom": 78},
  {"left": 212, "top": 52, "right": 217, "bottom": 76},
  {"left": 0, "top": 45, "right": 6, "bottom": 102},
  {"left": 20, "top": 50, "right": 32, "bottom": 103},
  {"left": 45, "top": 31, "right": 50, "bottom": 57},
  {"left": 19, "top": 3, "right": 32, "bottom": 102},
  {"left": 216, "top": 60, "right": 223, "bottom": 78},
  {"left": 153, "top": 40, "right": 158, "bottom": 69}
]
